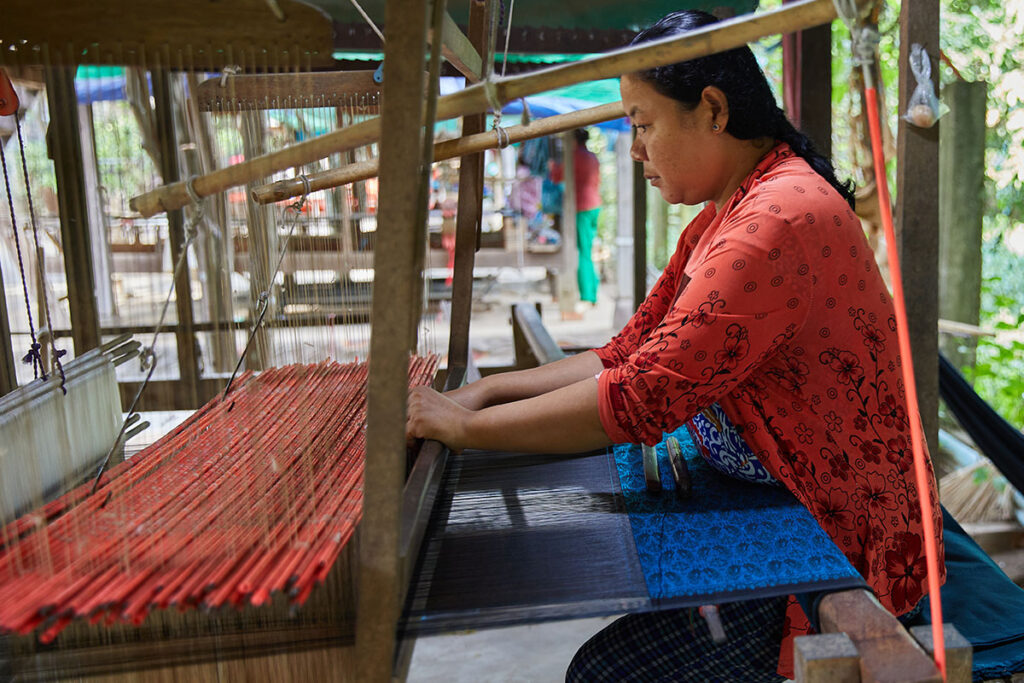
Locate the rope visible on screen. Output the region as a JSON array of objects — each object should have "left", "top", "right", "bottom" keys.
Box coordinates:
[
  {"left": 347, "top": 0, "right": 385, "bottom": 45},
  {"left": 15, "top": 115, "right": 67, "bottom": 390},
  {"left": 833, "top": 0, "right": 947, "bottom": 678},
  {"left": 1, "top": 116, "right": 42, "bottom": 381},
  {"left": 500, "top": 0, "right": 516, "bottom": 77},
  {"left": 223, "top": 178, "right": 308, "bottom": 398}
]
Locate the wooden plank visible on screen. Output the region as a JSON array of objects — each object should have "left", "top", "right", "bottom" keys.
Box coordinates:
[
  {"left": 0, "top": 0, "right": 335, "bottom": 70},
  {"left": 938, "top": 80, "right": 987, "bottom": 369},
  {"left": 818, "top": 589, "right": 941, "bottom": 682},
  {"left": 512, "top": 302, "right": 567, "bottom": 366},
  {"left": 793, "top": 632, "right": 860, "bottom": 683},
  {"left": 152, "top": 66, "right": 200, "bottom": 408},
  {"left": 446, "top": 0, "right": 494, "bottom": 370},
  {"left": 909, "top": 623, "right": 973, "bottom": 683},
  {"left": 356, "top": 0, "right": 435, "bottom": 676},
  {"left": 558, "top": 130, "right": 580, "bottom": 317},
  {"left": 437, "top": 12, "right": 483, "bottom": 82},
  {"left": 895, "top": 0, "right": 940, "bottom": 455},
  {"left": 195, "top": 71, "right": 382, "bottom": 112},
  {"left": 43, "top": 63, "right": 102, "bottom": 355}
]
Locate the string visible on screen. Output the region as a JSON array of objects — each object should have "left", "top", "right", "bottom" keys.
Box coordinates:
[
  {"left": 0, "top": 122, "right": 42, "bottom": 380},
  {"left": 14, "top": 115, "right": 67, "bottom": 390},
  {"left": 500, "top": 0, "right": 516, "bottom": 77}
]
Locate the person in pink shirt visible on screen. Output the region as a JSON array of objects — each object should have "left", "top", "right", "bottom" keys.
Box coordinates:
[
  {"left": 407, "top": 9, "right": 942, "bottom": 681},
  {"left": 574, "top": 128, "right": 602, "bottom": 304}
]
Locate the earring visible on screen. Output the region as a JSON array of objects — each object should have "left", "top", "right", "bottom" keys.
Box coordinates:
[{"left": 712, "top": 123, "right": 720, "bottom": 131}]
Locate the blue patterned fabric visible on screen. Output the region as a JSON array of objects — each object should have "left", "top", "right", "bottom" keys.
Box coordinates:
[
  {"left": 612, "top": 426, "right": 864, "bottom": 604},
  {"left": 688, "top": 403, "right": 781, "bottom": 486}
]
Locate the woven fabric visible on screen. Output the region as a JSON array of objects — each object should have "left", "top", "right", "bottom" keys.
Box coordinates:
[
  {"left": 687, "top": 402, "right": 780, "bottom": 486},
  {"left": 565, "top": 596, "right": 788, "bottom": 682},
  {"left": 612, "top": 426, "right": 864, "bottom": 604}
]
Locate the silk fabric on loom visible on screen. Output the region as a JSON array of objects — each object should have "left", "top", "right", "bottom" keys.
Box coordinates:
[
  {"left": 405, "top": 426, "right": 865, "bottom": 632},
  {"left": 0, "top": 356, "right": 438, "bottom": 642}
]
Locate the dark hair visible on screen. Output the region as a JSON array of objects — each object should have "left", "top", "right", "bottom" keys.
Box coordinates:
[
  {"left": 574, "top": 127, "right": 590, "bottom": 146},
  {"left": 630, "top": 10, "right": 855, "bottom": 208}
]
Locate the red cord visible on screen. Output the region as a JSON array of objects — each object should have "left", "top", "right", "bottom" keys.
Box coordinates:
[{"left": 863, "top": 86, "right": 947, "bottom": 680}]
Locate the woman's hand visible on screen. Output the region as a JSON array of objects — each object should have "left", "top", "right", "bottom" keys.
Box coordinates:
[
  {"left": 444, "top": 381, "right": 490, "bottom": 411},
  {"left": 407, "top": 385, "right": 472, "bottom": 451}
]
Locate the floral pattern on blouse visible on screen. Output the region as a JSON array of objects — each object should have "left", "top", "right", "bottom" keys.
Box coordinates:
[{"left": 593, "top": 143, "right": 944, "bottom": 678}]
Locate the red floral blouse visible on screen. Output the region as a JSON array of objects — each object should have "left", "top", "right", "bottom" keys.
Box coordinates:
[{"left": 593, "top": 143, "right": 945, "bottom": 677}]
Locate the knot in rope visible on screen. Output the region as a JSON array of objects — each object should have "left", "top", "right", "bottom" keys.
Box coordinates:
[
  {"left": 220, "top": 65, "right": 242, "bottom": 88},
  {"left": 21, "top": 342, "right": 42, "bottom": 370},
  {"left": 289, "top": 174, "right": 311, "bottom": 213},
  {"left": 139, "top": 347, "right": 156, "bottom": 372},
  {"left": 493, "top": 126, "right": 512, "bottom": 149}
]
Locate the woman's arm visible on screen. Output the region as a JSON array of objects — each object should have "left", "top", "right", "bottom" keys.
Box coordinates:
[
  {"left": 446, "top": 350, "right": 605, "bottom": 410},
  {"left": 408, "top": 376, "right": 611, "bottom": 453}
]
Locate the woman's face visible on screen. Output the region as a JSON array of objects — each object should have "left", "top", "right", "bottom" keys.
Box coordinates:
[{"left": 620, "top": 75, "right": 724, "bottom": 206}]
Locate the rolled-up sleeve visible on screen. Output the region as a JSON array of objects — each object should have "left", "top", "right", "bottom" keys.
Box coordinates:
[{"left": 597, "top": 212, "right": 812, "bottom": 445}]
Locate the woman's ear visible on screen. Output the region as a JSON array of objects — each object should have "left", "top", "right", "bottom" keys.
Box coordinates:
[{"left": 700, "top": 86, "right": 730, "bottom": 132}]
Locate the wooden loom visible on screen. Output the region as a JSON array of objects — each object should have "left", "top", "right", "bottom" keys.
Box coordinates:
[{"left": 0, "top": 0, "right": 967, "bottom": 681}]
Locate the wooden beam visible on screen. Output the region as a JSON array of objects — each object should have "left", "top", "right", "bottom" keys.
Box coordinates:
[
  {"left": 356, "top": 0, "right": 437, "bottom": 676},
  {"left": 512, "top": 302, "right": 567, "bottom": 367},
  {"left": 818, "top": 589, "right": 941, "bottom": 682},
  {"left": 436, "top": 12, "right": 483, "bottom": 82},
  {"left": 0, "top": 254, "right": 16, "bottom": 395},
  {"left": 194, "top": 71, "right": 382, "bottom": 112},
  {"left": 632, "top": 156, "right": 647, "bottom": 312},
  {"left": 151, "top": 65, "right": 200, "bottom": 408},
  {"left": 252, "top": 101, "right": 624, "bottom": 203},
  {"left": 782, "top": 3, "right": 832, "bottom": 157},
  {"left": 130, "top": 0, "right": 838, "bottom": 218},
  {"left": 613, "top": 131, "right": 636, "bottom": 330},
  {"left": 447, "top": 0, "right": 494, "bottom": 371},
  {"left": 44, "top": 63, "right": 102, "bottom": 355},
  {"left": 1, "top": 0, "right": 335, "bottom": 70},
  {"left": 895, "top": 0, "right": 940, "bottom": 455},
  {"left": 938, "top": 80, "right": 986, "bottom": 369}
]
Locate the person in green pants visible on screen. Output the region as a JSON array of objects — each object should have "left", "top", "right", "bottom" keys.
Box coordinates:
[{"left": 574, "top": 128, "right": 602, "bottom": 304}]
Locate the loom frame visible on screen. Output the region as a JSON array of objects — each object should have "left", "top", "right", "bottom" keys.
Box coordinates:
[{"left": 0, "top": 0, "right": 948, "bottom": 679}]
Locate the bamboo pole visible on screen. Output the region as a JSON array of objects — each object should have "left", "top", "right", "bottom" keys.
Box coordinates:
[
  {"left": 130, "top": 0, "right": 836, "bottom": 218},
  {"left": 251, "top": 101, "right": 625, "bottom": 204}
]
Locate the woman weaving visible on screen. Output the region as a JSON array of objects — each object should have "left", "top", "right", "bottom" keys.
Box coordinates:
[{"left": 407, "top": 10, "right": 944, "bottom": 681}]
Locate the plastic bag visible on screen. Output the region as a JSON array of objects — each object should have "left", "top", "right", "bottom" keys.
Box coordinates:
[{"left": 903, "top": 44, "right": 946, "bottom": 128}]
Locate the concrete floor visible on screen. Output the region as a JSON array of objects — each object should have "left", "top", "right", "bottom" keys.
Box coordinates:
[{"left": 407, "top": 616, "right": 618, "bottom": 682}]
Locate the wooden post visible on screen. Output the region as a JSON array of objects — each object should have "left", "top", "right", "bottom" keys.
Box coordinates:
[
  {"left": 649, "top": 185, "right": 669, "bottom": 269},
  {"left": 938, "top": 80, "right": 987, "bottom": 370},
  {"left": 558, "top": 131, "right": 580, "bottom": 318},
  {"left": 632, "top": 157, "right": 647, "bottom": 311},
  {"left": 895, "top": 0, "right": 940, "bottom": 455},
  {"left": 357, "top": 0, "right": 437, "bottom": 677},
  {"left": 44, "top": 64, "right": 101, "bottom": 354},
  {"left": 77, "top": 103, "right": 116, "bottom": 320},
  {"left": 613, "top": 131, "right": 635, "bottom": 330},
  {"left": 447, "top": 0, "right": 493, "bottom": 369},
  {"left": 240, "top": 109, "right": 277, "bottom": 372},
  {"left": 151, "top": 66, "right": 200, "bottom": 408},
  {"left": 0, "top": 255, "right": 16, "bottom": 395},
  {"left": 782, "top": 1, "right": 832, "bottom": 158}
]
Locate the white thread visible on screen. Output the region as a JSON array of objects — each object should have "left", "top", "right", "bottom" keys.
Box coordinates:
[
  {"left": 500, "top": 0, "right": 516, "bottom": 77},
  {"left": 220, "top": 65, "right": 241, "bottom": 87}
]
